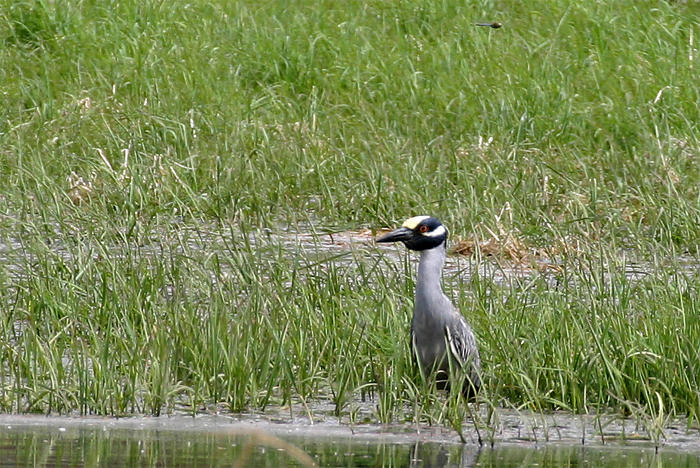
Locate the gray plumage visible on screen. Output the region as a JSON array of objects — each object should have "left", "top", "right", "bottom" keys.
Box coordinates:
[{"left": 377, "top": 216, "right": 481, "bottom": 398}]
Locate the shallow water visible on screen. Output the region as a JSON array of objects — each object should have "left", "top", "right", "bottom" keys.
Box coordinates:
[
  {"left": 3, "top": 221, "right": 695, "bottom": 288},
  {"left": 2, "top": 415, "right": 700, "bottom": 467}
]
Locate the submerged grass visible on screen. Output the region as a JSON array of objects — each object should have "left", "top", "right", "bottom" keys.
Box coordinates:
[{"left": 0, "top": 0, "right": 699, "bottom": 438}]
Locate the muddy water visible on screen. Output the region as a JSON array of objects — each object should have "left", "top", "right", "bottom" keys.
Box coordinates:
[{"left": 1, "top": 414, "right": 699, "bottom": 467}]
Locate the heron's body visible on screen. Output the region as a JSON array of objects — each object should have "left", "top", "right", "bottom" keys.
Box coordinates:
[{"left": 377, "top": 216, "right": 481, "bottom": 398}]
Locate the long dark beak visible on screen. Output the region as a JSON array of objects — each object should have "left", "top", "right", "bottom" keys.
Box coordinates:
[{"left": 376, "top": 227, "right": 412, "bottom": 243}]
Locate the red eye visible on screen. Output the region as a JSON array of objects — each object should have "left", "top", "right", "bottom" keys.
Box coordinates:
[{"left": 419, "top": 225, "right": 429, "bottom": 233}]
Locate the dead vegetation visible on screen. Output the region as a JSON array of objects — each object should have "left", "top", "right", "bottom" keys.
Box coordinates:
[{"left": 450, "top": 224, "right": 574, "bottom": 273}]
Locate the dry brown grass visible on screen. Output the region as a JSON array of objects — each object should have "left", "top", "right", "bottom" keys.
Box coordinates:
[{"left": 451, "top": 225, "right": 571, "bottom": 273}]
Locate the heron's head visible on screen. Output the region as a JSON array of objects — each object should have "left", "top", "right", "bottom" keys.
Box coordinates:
[{"left": 376, "top": 215, "right": 447, "bottom": 251}]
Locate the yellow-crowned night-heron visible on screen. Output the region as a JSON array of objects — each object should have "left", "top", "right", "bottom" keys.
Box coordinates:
[{"left": 377, "top": 216, "right": 481, "bottom": 399}]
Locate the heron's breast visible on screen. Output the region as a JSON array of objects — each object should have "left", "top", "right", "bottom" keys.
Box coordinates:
[{"left": 413, "top": 328, "right": 447, "bottom": 372}]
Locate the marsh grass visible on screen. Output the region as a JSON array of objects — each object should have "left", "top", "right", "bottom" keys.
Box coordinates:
[
  {"left": 2, "top": 219, "right": 698, "bottom": 437},
  {"left": 1, "top": 0, "right": 699, "bottom": 439}
]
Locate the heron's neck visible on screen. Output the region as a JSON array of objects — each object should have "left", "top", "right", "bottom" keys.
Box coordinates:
[{"left": 416, "top": 242, "right": 446, "bottom": 304}]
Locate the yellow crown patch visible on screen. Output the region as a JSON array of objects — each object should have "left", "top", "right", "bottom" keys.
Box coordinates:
[{"left": 402, "top": 215, "right": 430, "bottom": 230}]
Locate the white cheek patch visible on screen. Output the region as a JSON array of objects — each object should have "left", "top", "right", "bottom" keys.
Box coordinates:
[
  {"left": 402, "top": 215, "right": 430, "bottom": 230},
  {"left": 422, "top": 225, "right": 446, "bottom": 238}
]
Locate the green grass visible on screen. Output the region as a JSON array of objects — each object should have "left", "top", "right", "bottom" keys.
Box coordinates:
[{"left": 1, "top": 0, "right": 699, "bottom": 436}]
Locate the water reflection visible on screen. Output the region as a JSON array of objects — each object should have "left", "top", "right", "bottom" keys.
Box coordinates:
[
  {"left": 409, "top": 443, "right": 479, "bottom": 467},
  {"left": 1, "top": 424, "right": 699, "bottom": 468}
]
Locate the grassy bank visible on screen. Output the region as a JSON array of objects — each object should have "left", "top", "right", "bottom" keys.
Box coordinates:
[{"left": 1, "top": 0, "right": 699, "bottom": 433}]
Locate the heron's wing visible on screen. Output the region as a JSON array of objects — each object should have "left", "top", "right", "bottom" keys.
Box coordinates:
[
  {"left": 445, "top": 316, "right": 482, "bottom": 398},
  {"left": 444, "top": 316, "right": 480, "bottom": 370}
]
